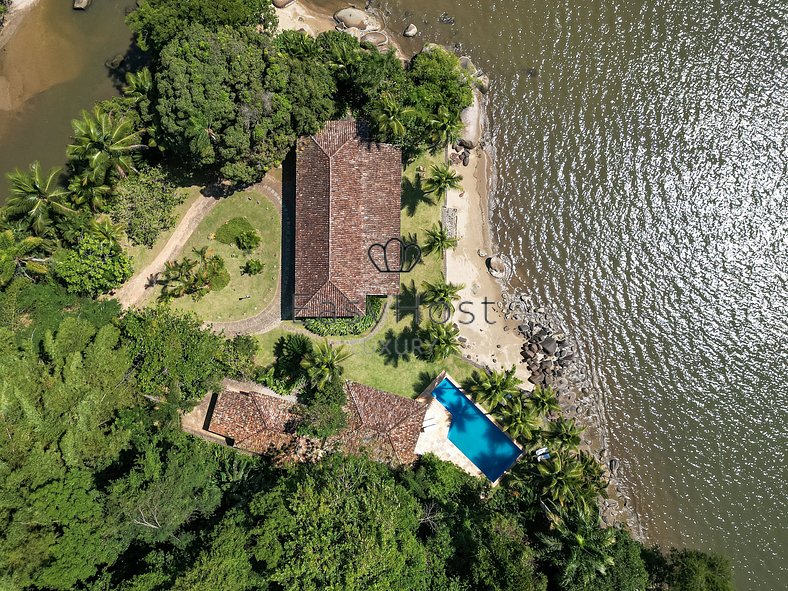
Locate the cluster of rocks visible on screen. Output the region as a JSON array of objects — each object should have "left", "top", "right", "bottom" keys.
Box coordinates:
[
  {"left": 333, "top": 7, "right": 393, "bottom": 48},
  {"left": 518, "top": 321, "right": 577, "bottom": 390},
  {"left": 450, "top": 138, "right": 476, "bottom": 166}
]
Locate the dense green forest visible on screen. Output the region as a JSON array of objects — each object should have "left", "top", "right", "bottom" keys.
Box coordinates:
[{"left": 0, "top": 0, "right": 734, "bottom": 589}]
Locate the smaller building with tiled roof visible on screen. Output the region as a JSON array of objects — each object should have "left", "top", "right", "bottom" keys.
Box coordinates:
[
  {"left": 208, "top": 386, "right": 301, "bottom": 455},
  {"left": 294, "top": 119, "right": 402, "bottom": 318},
  {"left": 205, "top": 380, "right": 427, "bottom": 465},
  {"left": 328, "top": 382, "right": 427, "bottom": 464}
]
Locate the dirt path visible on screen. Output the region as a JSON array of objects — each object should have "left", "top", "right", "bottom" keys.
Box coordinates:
[{"left": 114, "top": 194, "right": 221, "bottom": 309}]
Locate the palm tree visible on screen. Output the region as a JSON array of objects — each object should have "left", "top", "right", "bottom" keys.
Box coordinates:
[
  {"left": 0, "top": 229, "right": 49, "bottom": 286},
  {"left": 159, "top": 258, "right": 198, "bottom": 300},
  {"left": 423, "top": 222, "right": 458, "bottom": 258},
  {"left": 90, "top": 217, "right": 124, "bottom": 248},
  {"left": 68, "top": 165, "right": 112, "bottom": 212},
  {"left": 497, "top": 396, "right": 542, "bottom": 441},
  {"left": 536, "top": 454, "right": 586, "bottom": 509},
  {"left": 429, "top": 105, "right": 463, "bottom": 155},
  {"left": 5, "top": 162, "right": 73, "bottom": 236},
  {"left": 67, "top": 107, "right": 143, "bottom": 179},
  {"left": 421, "top": 273, "right": 464, "bottom": 316},
  {"left": 423, "top": 163, "right": 462, "bottom": 201},
  {"left": 300, "top": 340, "right": 351, "bottom": 391},
  {"left": 466, "top": 366, "right": 522, "bottom": 412},
  {"left": 539, "top": 507, "right": 617, "bottom": 590},
  {"left": 545, "top": 417, "right": 583, "bottom": 451},
  {"left": 527, "top": 384, "right": 561, "bottom": 418},
  {"left": 420, "top": 321, "right": 461, "bottom": 361},
  {"left": 123, "top": 67, "right": 153, "bottom": 104},
  {"left": 371, "top": 94, "right": 418, "bottom": 141}
]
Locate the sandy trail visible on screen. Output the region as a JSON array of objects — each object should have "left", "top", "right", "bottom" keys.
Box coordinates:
[{"left": 114, "top": 194, "right": 221, "bottom": 309}]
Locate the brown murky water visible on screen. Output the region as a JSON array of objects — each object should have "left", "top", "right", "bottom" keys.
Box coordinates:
[
  {"left": 0, "top": 0, "right": 136, "bottom": 184},
  {"left": 367, "top": 1, "right": 787, "bottom": 589}
]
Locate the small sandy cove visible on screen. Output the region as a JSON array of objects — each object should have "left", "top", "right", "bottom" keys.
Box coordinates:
[{"left": 445, "top": 92, "right": 530, "bottom": 383}]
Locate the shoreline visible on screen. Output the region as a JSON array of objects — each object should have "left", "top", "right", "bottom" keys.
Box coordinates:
[
  {"left": 0, "top": 0, "right": 39, "bottom": 53},
  {"left": 272, "top": 1, "right": 642, "bottom": 534}
]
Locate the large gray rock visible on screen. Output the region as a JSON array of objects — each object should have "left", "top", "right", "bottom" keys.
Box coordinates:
[
  {"left": 540, "top": 336, "right": 558, "bottom": 356},
  {"left": 404, "top": 23, "right": 418, "bottom": 37},
  {"left": 459, "top": 56, "right": 477, "bottom": 76},
  {"left": 273, "top": 0, "right": 296, "bottom": 8},
  {"left": 487, "top": 256, "right": 506, "bottom": 278},
  {"left": 361, "top": 31, "right": 388, "bottom": 46},
  {"left": 334, "top": 7, "right": 375, "bottom": 30},
  {"left": 73, "top": 0, "right": 92, "bottom": 9}
]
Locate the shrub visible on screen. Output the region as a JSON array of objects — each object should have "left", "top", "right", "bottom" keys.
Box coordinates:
[
  {"left": 303, "top": 296, "right": 384, "bottom": 336},
  {"left": 109, "top": 166, "right": 183, "bottom": 248},
  {"left": 241, "top": 259, "right": 264, "bottom": 275},
  {"left": 56, "top": 236, "right": 133, "bottom": 297},
  {"left": 215, "top": 217, "right": 256, "bottom": 246},
  {"left": 236, "top": 230, "right": 261, "bottom": 251}
]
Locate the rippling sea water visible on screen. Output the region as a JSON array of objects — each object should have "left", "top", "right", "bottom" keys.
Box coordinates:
[{"left": 375, "top": 1, "right": 787, "bottom": 588}]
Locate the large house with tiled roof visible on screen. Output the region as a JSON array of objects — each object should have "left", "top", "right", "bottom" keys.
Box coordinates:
[{"left": 294, "top": 119, "right": 401, "bottom": 318}]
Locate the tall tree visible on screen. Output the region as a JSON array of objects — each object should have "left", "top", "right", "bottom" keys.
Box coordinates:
[
  {"left": 5, "top": 161, "right": 73, "bottom": 236},
  {"left": 420, "top": 321, "right": 461, "bottom": 361},
  {"left": 539, "top": 508, "right": 617, "bottom": 591},
  {"left": 300, "top": 339, "right": 351, "bottom": 391},
  {"left": 466, "top": 366, "right": 522, "bottom": 412},
  {"left": 423, "top": 163, "right": 463, "bottom": 201},
  {"left": 0, "top": 229, "right": 49, "bottom": 286},
  {"left": 423, "top": 222, "right": 458, "bottom": 258},
  {"left": 421, "top": 273, "right": 464, "bottom": 316},
  {"left": 497, "top": 396, "right": 542, "bottom": 441},
  {"left": 527, "top": 384, "right": 561, "bottom": 418},
  {"left": 67, "top": 107, "right": 143, "bottom": 181}
]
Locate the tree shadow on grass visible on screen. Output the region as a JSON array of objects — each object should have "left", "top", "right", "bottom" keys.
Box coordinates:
[
  {"left": 376, "top": 325, "right": 422, "bottom": 368},
  {"left": 395, "top": 279, "right": 423, "bottom": 327},
  {"left": 401, "top": 174, "right": 433, "bottom": 217},
  {"left": 413, "top": 370, "right": 437, "bottom": 396}
]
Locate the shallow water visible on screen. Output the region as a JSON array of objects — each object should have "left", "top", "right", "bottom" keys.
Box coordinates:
[
  {"left": 370, "top": 0, "right": 786, "bottom": 589},
  {"left": 0, "top": 0, "right": 136, "bottom": 186}
]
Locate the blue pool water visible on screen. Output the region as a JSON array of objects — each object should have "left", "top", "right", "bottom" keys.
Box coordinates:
[{"left": 431, "top": 377, "right": 522, "bottom": 481}]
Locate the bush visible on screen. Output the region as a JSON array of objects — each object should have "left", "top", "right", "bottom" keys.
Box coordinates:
[
  {"left": 236, "top": 230, "right": 261, "bottom": 251},
  {"left": 303, "top": 296, "right": 384, "bottom": 336},
  {"left": 241, "top": 259, "right": 264, "bottom": 275},
  {"left": 56, "top": 236, "right": 133, "bottom": 296},
  {"left": 109, "top": 166, "right": 183, "bottom": 248},
  {"left": 215, "top": 217, "right": 256, "bottom": 245}
]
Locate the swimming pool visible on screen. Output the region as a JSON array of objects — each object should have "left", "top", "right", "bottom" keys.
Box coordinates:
[{"left": 431, "top": 377, "right": 522, "bottom": 481}]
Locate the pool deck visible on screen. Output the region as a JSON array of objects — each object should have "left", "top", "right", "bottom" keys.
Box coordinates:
[
  {"left": 414, "top": 396, "right": 484, "bottom": 479},
  {"left": 415, "top": 371, "right": 521, "bottom": 484}
]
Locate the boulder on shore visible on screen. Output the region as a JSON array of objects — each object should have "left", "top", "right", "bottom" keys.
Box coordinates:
[
  {"left": 73, "top": 0, "right": 92, "bottom": 9},
  {"left": 404, "top": 23, "right": 418, "bottom": 37},
  {"left": 334, "top": 7, "right": 380, "bottom": 31},
  {"left": 487, "top": 256, "right": 506, "bottom": 278},
  {"left": 361, "top": 31, "right": 388, "bottom": 46},
  {"left": 273, "top": 0, "right": 296, "bottom": 8}
]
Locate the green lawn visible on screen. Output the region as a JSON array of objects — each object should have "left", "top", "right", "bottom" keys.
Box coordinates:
[
  {"left": 124, "top": 186, "right": 202, "bottom": 274},
  {"left": 152, "top": 188, "right": 281, "bottom": 322},
  {"left": 253, "top": 154, "right": 478, "bottom": 399}
]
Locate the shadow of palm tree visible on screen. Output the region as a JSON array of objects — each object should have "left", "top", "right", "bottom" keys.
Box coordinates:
[
  {"left": 376, "top": 325, "right": 422, "bottom": 368},
  {"left": 395, "top": 279, "right": 423, "bottom": 327},
  {"left": 401, "top": 174, "right": 433, "bottom": 217}
]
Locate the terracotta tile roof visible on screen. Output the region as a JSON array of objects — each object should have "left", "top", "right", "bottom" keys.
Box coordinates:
[
  {"left": 329, "top": 382, "right": 427, "bottom": 464},
  {"left": 208, "top": 389, "right": 300, "bottom": 455},
  {"left": 295, "top": 119, "right": 402, "bottom": 318},
  {"left": 207, "top": 381, "right": 426, "bottom": 464}
]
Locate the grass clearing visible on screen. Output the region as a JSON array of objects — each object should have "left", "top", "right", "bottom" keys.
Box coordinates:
[{"left": 148, "top": 188, "right": 280, "bottom": 321}]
